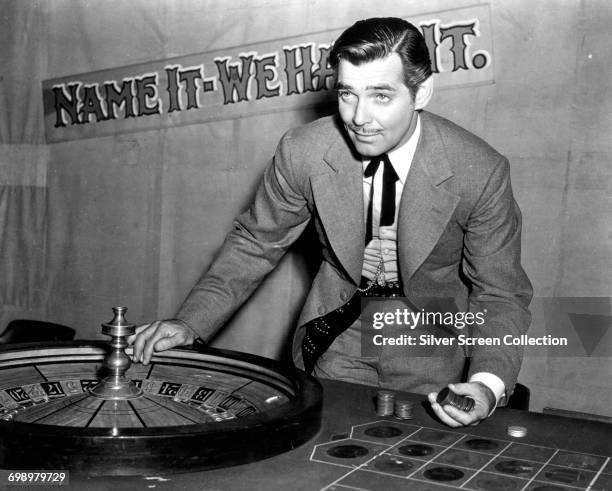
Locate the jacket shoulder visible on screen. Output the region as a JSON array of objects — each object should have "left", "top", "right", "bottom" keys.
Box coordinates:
[
  {"left": 422, "top": 111, "right": 506, "bottom": 166},
  {"left": 269, "top": 116, "right": 343, "bottom": 197},
  {"left": 279, "top": 115, "right": 343, "bottom": 159}
]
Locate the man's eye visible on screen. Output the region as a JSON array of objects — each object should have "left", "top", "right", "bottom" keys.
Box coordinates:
[
  {"left": 338, "top": 90, "right": 352, "bottom": 99},
  {"left": 376, "top": 93, "right": 390, "bottom": 102}
]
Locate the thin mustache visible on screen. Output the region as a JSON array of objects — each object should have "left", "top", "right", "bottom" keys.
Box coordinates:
[{"left": 347, "top": 126, "right": 381, "bottom": 135}]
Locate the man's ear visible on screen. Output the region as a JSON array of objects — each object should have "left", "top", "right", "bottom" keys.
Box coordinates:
[{"left": 414, "top": 76, "right": 433, "bottom": 110}]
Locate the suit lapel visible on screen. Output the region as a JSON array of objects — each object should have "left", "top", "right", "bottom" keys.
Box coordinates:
[
  {"left": 398, "top": 112, "right": 460, "bottom": 281},
  {"left": 311, "top": 133, "right": 364, "bottom": 285},
  {"left": 309, "top": 112, "right": 461, "bottom": 286}
]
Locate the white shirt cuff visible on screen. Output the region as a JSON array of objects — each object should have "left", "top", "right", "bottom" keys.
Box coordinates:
[{"left": 469, "top": 372, "right": 505, "bottom": 414}]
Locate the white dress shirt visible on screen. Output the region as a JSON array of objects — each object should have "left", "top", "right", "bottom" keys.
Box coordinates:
[{"left": 361, "top": 116, "right": 420, "bottom": 283}]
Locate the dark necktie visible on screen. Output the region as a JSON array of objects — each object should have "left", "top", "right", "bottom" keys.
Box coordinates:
[{"left": 364, "top": 153, "right": 399, "bottom": 244}]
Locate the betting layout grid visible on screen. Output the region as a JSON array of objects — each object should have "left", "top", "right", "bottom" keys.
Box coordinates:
[{"left": 310, "top": 420, "right": 611, "bottom": 491}]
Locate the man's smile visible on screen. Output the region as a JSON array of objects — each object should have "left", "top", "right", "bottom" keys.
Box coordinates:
[{"left": 348, "top": 127, "right": 383, "bottom": 140}]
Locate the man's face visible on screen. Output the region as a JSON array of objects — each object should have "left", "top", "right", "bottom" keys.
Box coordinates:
[{"left": 336, "top": 53, "right": 419, "bottom": 157}]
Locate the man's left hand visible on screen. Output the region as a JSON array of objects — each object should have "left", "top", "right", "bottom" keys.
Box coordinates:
[{"left": 427, "top": 382, "right": 496, "bottom": 427}]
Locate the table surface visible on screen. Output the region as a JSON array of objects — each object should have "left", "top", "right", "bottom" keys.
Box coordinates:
[{"left": 21, "top": 379, "right": 612, "bottom": 490}]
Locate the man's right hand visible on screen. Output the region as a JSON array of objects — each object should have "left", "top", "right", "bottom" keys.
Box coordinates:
[{"left": 128, "top": 319, "right": 198, "bottom": 365}]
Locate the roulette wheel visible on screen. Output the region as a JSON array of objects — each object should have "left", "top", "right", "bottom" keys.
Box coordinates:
[{"left": 0, "top": 308, "right": 322, "bottom": 476}]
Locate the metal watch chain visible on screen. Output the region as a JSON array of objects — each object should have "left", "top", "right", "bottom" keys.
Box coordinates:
[{"left": 357, "top": 255, "right": 387, "bottom": 293}]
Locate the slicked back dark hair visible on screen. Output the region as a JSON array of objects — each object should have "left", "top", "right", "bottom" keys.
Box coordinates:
[{"left": 330, "top": 17, "right": 432, "bottom": 96}]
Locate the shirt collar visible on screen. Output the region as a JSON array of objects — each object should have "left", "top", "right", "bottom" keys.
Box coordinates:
[{"left": 362, "top": 114, "right": 421, "bottom": 184}]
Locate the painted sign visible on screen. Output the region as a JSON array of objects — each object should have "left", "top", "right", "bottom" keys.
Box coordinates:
[{"left": 42, "top": 5, "right": 493, "bottom": 142}]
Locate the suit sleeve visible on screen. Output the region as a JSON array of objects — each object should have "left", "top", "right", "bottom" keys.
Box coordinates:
[
  {"left": 462, "top": 156, "right": 533, "bottom": 397},
  {"left": 175, "top": 132, "right": 311, "bottom": 340}
]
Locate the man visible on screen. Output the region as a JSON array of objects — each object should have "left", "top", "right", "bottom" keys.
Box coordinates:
[{"left": 130, "top": 17, "right": 532, "bottom": 427}]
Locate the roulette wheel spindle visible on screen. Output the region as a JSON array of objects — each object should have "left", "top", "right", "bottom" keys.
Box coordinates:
[{"left": 89, "top": 307, "right": 142, "bottom": 400}]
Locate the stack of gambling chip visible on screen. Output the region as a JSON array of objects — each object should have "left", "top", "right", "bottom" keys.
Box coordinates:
[
  {"left": 436, "top": 387, "right": 475, "bottom": 412},
  {"left": 377, "top": 390, "right": 395, "bottom": 416},
  {"left": 394, "top": 400, "right": 415, "bottom": 419}
]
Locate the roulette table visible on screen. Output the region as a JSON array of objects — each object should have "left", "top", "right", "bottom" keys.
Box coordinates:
[
  {"left": 1, "top": 373, "right": 611, "bottom": 491},
  {"left": 0, "top": 310, "right": 610, "bottom": 490}
]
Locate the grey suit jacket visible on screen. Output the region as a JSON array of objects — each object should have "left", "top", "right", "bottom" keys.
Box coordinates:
[{"left": 177, "top": 110, "right": 532, "bottom": 394}]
